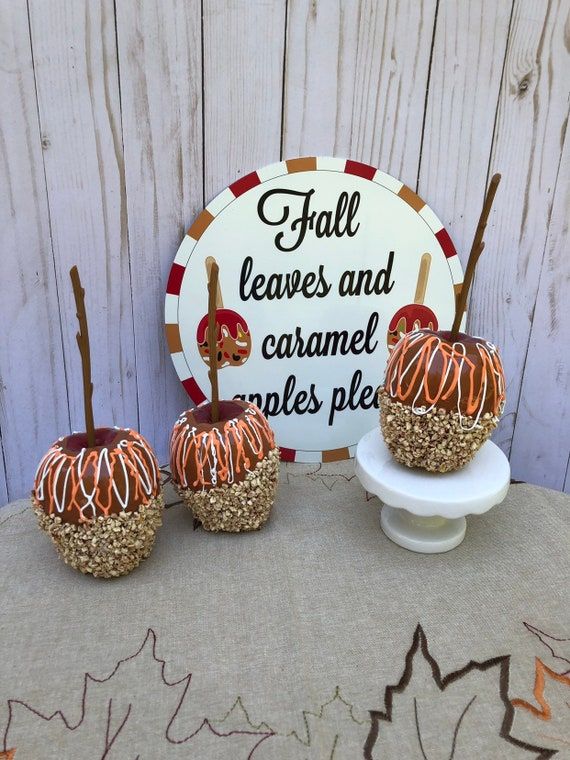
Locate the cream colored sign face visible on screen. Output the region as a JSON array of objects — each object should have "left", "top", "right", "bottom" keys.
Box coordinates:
[{"left": 165, "top": 157, "right": 462, "bottom": 462}]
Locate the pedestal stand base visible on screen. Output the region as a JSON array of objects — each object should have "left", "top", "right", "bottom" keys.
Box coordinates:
[
  {"left": 380, "top": 506, "right": 466, "bottom": 554},
  {"left": 355, "top": 430, "right": 511, "bottom": 554}
]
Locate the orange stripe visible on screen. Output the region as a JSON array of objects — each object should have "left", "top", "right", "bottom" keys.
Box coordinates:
[
  {"left": 187, "top": 210, "right": 215, "bottom": 240},
  {"left": 398, "top": 185, "right": 425, "bottom": 212},
  {"left": 286, "top": 157, "right": 317, "bottom": 173},
  {"left": 165, "top": 323, "right": 183, "bottom": 353},
  {"left": 322, "top": 447, "right": 350, "bottom": 463}
]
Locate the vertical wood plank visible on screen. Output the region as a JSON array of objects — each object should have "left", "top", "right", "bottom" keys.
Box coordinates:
[
  {"left": 115, "top": 0, "right": 202, "bottom": 463},
  {"left": 418, "top": 0, "right": 513, "bottom": 264},
  {"left": 0, "top": 0, "right": 69, "bottom": 502},
  {"left": 0, "top": 447, "right": 7, "bottom": 506},
  {"left": 203, "top": 0, "right": 287, "bottom": 198},
  {"left": 282, "top": 0, "right": 438, "bottom": 186},
  {"left": 510, "top": 123, "right": 569, "bottom": 490},
  {"left": 282, "top": 0, "right": 358, "bottom": 158},
  {"left": 27, "top": 0, "right": 138, "bottom": 434},
  {"left": 468, "top": 0, "right": 570, "bottom": 457}
]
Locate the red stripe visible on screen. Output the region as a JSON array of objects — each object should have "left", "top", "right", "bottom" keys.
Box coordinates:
[
  {"left": 279, "top": 447, "right": 296, "bottom": 462},
  {"left": 230, "top": 171, "right": 261, "bottom": 197},
  {"left": 166, "top": 263, "right": 185, "bottom": 295},
  {"left": 182, "top": 377, "right": 206, "bottom": 405},
  {"left": 344, "top": 160, "right": 376, "bottom": 181},
  {"left": 435, "top": 228, "right": 457, "bottom": 259}
]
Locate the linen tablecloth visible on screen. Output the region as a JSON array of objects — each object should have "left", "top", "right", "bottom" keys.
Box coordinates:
[{"left": 0, "top": 461, "right": 568, "bottom": 759}]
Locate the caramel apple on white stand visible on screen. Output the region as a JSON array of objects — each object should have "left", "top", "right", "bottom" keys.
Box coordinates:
[
  {"left": 356, "top": 173, "right": 510, "bottom": 553},
  {"left": 379, "top": 174, "right": 506, "bottom": 472},
  {"left": 32, "top": 268, "right": 163, "bottom": 577},
  {"left": 170, "top": 261, "right": 279, "bottom": 531}
]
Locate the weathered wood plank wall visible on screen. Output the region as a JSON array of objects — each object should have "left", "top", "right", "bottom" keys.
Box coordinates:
[{"left": 1, "top": 0, "right": 568, "bottom": 503}]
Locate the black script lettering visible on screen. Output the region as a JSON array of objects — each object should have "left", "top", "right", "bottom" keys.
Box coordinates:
[
  {"left": 257, "top": 188, "right": 361, "bottom": 252},
  {"left": 257, "top": 189, "right": 314, "bottom": 252},
  {"left": 261, "top": 312, "right": 379, "bottom": 360},
  {"left": 239, "top": 256, "right": 331, "bottom": 301},
  {"left": 338, "top": 250, "right": 395, "bottom": 296},
  {"left": 233, "top": 375, "right": 322, "bottom": 418},
  {"left": 328, "top": 369, "right": 379, "bottom": 426}
]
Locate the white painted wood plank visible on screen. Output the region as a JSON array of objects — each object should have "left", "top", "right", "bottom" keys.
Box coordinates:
[
  {"left": 418, "top": 0, "right": 513, "bottom": 271},
  {"left": 282, "top": 0, "right": 438, "bottom": 187},
  {"left": 510, "top": 124, "right": 570, "bottom": 490},
  {"left": 282, "top": 0, "right": 359, "bottom": 158},
  {"left": 203, "top": 0, "right": 287, "bottom": 199},
  {"left": 468, "top": 0, "right": 570, "bottom": 458},
  {"left": 27, "top": 0, "right": 138, "bottom": 433},
  {"left": 0, "top": 0, "right": 70, "bottom": 502},
  {"left": 0, "top": 453, "right": 7, "bottom": 507},
  {"left": 115, "top": 0, "right": 202, "bottom": 463}
]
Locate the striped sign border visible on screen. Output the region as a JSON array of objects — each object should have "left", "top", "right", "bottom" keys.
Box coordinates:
[{"left": 165, "top": 156, "right": 462, "bottom": 464}]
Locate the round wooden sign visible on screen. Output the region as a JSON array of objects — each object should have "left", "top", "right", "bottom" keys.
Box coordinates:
[{"left": 165, "top": 157, "right": 462, "bottom": 463}]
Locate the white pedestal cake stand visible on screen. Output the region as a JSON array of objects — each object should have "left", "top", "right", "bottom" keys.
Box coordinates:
[{"left": 354, "top": 429, "right": 510, "bottom": 553}]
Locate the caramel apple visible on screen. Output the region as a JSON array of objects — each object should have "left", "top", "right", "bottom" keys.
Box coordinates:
[
  {"left": 33, "top": 427, "right": 162, "bottom": 576},
  {"left": 379, "top": 173, "right": 506, "bottom": 472},
  {"left": 32, "top": 267, "right": 163, "bottom": 577},
  {"left": 170, "top": 260, "right": 278, "bottom": 531},
  {"left": 379, "top": 329, "right": 505, "bottom": 471},
  {"left": 170, "top": 399, "right": 279, "bottom": 531}
]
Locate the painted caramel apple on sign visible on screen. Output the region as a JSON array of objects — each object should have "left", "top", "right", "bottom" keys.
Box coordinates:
[
  {"left": 197, "top": 257, "right": 251, "bottom": 369},
  {"left": 379, "top": 173, "right": 505, "bottom": 473},
  {"left": 32, "top": 266, "right": 163, "bottom": 577},
  {"left": 387, "top": 252, "right": 438, "bottom": 348},
  {"left": 173, "top": 260, "right": 278, "bottom": 532},
  {"left": 197, "top": 309, "right": 251, "bottom": 367}
]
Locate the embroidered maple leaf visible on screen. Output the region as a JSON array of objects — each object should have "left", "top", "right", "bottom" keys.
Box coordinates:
[
  {"left": 3, "top": 629, "right": 273, "bottom": 759},
  {"left": 364, "top": 625, "right": 554, "bottom": 760},
  {"left": 256, "top": 687, "right": 370, "bottom": 759},
  {"left": 524, "top": 623, "right": 570, "bottom": 675},
  {"left": 0, "top": 750, "right": 15, "bottom": 759},
  {"left": 209, "top": 696, "right": 274, "bottom": 734},
  {"left": 283, "top": 462, "right": 356, "bottom": 491},
  {"left": 289, "top": 687, "right": 369, "bottom": 759},
  {"left": 512, "top": 659, "right": 570, "bottom": 758}
]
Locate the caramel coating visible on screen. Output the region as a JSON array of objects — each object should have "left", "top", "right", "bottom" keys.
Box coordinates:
[
  {"left": 33, "top": 427, "right": 161, "bottom": 524},
  {"left": 169, "top": 400, "right": 276, "bottom": 490},
  {"left": 384, "top": 329, "right": 505, "bottom": 423}
]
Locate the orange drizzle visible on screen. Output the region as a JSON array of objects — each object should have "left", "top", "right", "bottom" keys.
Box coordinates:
[
  {"left": 33, "top": 429, "right": 160, "bottom": 522},
  {"left": 170, "top": 405, "right": 275, "bottom": 489},
  {"left": 385, "top": 331, "right": 505, "bottom": 427}
]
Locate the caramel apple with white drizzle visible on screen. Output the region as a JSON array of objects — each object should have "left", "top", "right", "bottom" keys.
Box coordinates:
[
  {"left": 32, "top": 267, "right": 163, "bottom": 577},
  {"left": 379, "top": 174, "right": 506, "bottom": 472},
  {"left": 170, "top": 260, "right": 279, "bottom": 531}
]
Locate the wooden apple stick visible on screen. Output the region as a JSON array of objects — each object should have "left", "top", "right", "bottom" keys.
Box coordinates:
[
  {"left": 414, "top": 252, "right": 431, "bottom": 304},
  {"left": 207, "top": 259, "right": 220, "bottom": 423},
  {"left": 451, "top": 172, "right": 501, "bottom": 337},
  {"left": 69, "top": 266, "right": 95, "bottom": 447},
  {"left": 205, "top": 256, "right": 223, "bottom": 308}
]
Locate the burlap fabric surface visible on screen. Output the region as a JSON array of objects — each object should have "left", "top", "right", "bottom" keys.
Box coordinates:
[{"left": 0, "top": 461, "right": 568, "bottom": 759}]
